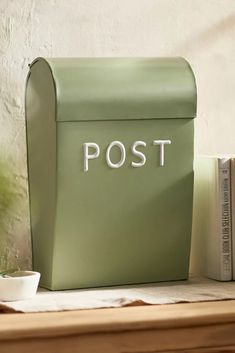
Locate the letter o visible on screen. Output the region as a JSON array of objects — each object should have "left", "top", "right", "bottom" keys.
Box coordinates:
[{"left": 106, "top": 141, "right": 126, "bottom": 169}]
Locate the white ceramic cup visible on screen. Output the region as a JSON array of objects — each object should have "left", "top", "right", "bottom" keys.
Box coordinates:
[{"left": 0, "top": 271, "right": 40, "bottom": 301}]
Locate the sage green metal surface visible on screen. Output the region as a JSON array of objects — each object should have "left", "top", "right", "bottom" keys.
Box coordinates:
[{"left": 25, "top": 57, "right": 197, "bottom": 290}]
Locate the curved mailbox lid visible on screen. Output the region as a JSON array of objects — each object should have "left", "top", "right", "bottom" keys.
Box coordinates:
[{"left": 29, "top": 57, "right": 197, "bottom": 121}]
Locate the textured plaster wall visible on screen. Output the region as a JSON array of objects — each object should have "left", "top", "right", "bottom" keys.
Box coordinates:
[{"left": 0, "top": 0, "right": 235, "bottom": 273}]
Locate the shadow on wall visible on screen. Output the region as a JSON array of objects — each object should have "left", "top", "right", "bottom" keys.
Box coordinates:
[
  {"left": 0, "top": 157, "right": 30, "bottom": 271},
  {"left": 178, "top": 13, "right": 235, "bottom": 52}
]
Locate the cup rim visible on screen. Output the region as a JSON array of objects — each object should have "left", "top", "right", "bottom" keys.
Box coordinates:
[{"left": 0, "top": 270, "right": 40, "bottom": 279}]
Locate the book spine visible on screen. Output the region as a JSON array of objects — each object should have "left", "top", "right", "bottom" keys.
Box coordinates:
[
  {"left": 230, "top": 159, "right": 235, "bottom": 280},
  {"left": 218, "top": 158, "right": 232, "bottom": 280}
]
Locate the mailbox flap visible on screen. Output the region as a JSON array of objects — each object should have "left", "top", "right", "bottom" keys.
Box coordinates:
[{"left": 29, "top": 57, "right": 197, "bottom": 121}]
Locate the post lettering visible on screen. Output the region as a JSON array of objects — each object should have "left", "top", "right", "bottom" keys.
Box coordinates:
[
  {"left": 131, "top": 141, "right": 147, "bottom": 168},
  {"left": 106, "top": 141, "right": 126, "bottom": 169},
  {"left": 83, "top": 142, "right": 100, "bottom": 172},
  {"left": 153, "top": 140, "right": 171, "bottom": 167}
]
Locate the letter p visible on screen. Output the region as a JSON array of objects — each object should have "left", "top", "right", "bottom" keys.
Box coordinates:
[{"left": 83, "top": 143, "right": 100, "bottom": 172}]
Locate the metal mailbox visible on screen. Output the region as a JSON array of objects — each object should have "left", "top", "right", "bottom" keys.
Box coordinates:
[{"left": 25, "top": 57, "right": 197, "bottom": 290}]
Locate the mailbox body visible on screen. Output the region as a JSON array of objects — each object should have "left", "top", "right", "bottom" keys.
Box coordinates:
[{"left": 25, "top": 58, "right": 197, "bottom": 290}]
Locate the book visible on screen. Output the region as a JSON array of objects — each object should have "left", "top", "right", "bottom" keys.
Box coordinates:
[
  {"left": 193, "top": 156, "right": 232, "bottom": 281},
  {"left": 230, "top": 158, "right": 235, "bottom": 280}
]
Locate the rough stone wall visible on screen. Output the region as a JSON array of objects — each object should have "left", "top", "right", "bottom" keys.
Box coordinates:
[{"left": 0, "top": 0, "right": 235, "bottom": 272}]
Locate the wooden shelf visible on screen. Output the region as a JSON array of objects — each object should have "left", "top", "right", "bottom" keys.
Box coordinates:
[{"left": 1, "top": 300, "right": 235, "bottom": 352}]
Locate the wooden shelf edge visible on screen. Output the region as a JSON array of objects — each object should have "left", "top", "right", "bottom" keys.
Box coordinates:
[{"left": 1, "top": 300, "right": 235, "bottom": 341}]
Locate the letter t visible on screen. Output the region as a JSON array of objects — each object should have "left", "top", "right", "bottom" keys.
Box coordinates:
[{"left": 153, "top": 140, "right": 171, "bottom": 167}]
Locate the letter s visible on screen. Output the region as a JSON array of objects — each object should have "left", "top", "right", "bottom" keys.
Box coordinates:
[{"left": 131, "top": 141, "right": 146, "bottom": 168}]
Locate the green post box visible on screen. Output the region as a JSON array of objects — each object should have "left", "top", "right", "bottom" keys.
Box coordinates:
[{"left": 25, "top": 57, "right": 197, "bottom": 290}]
